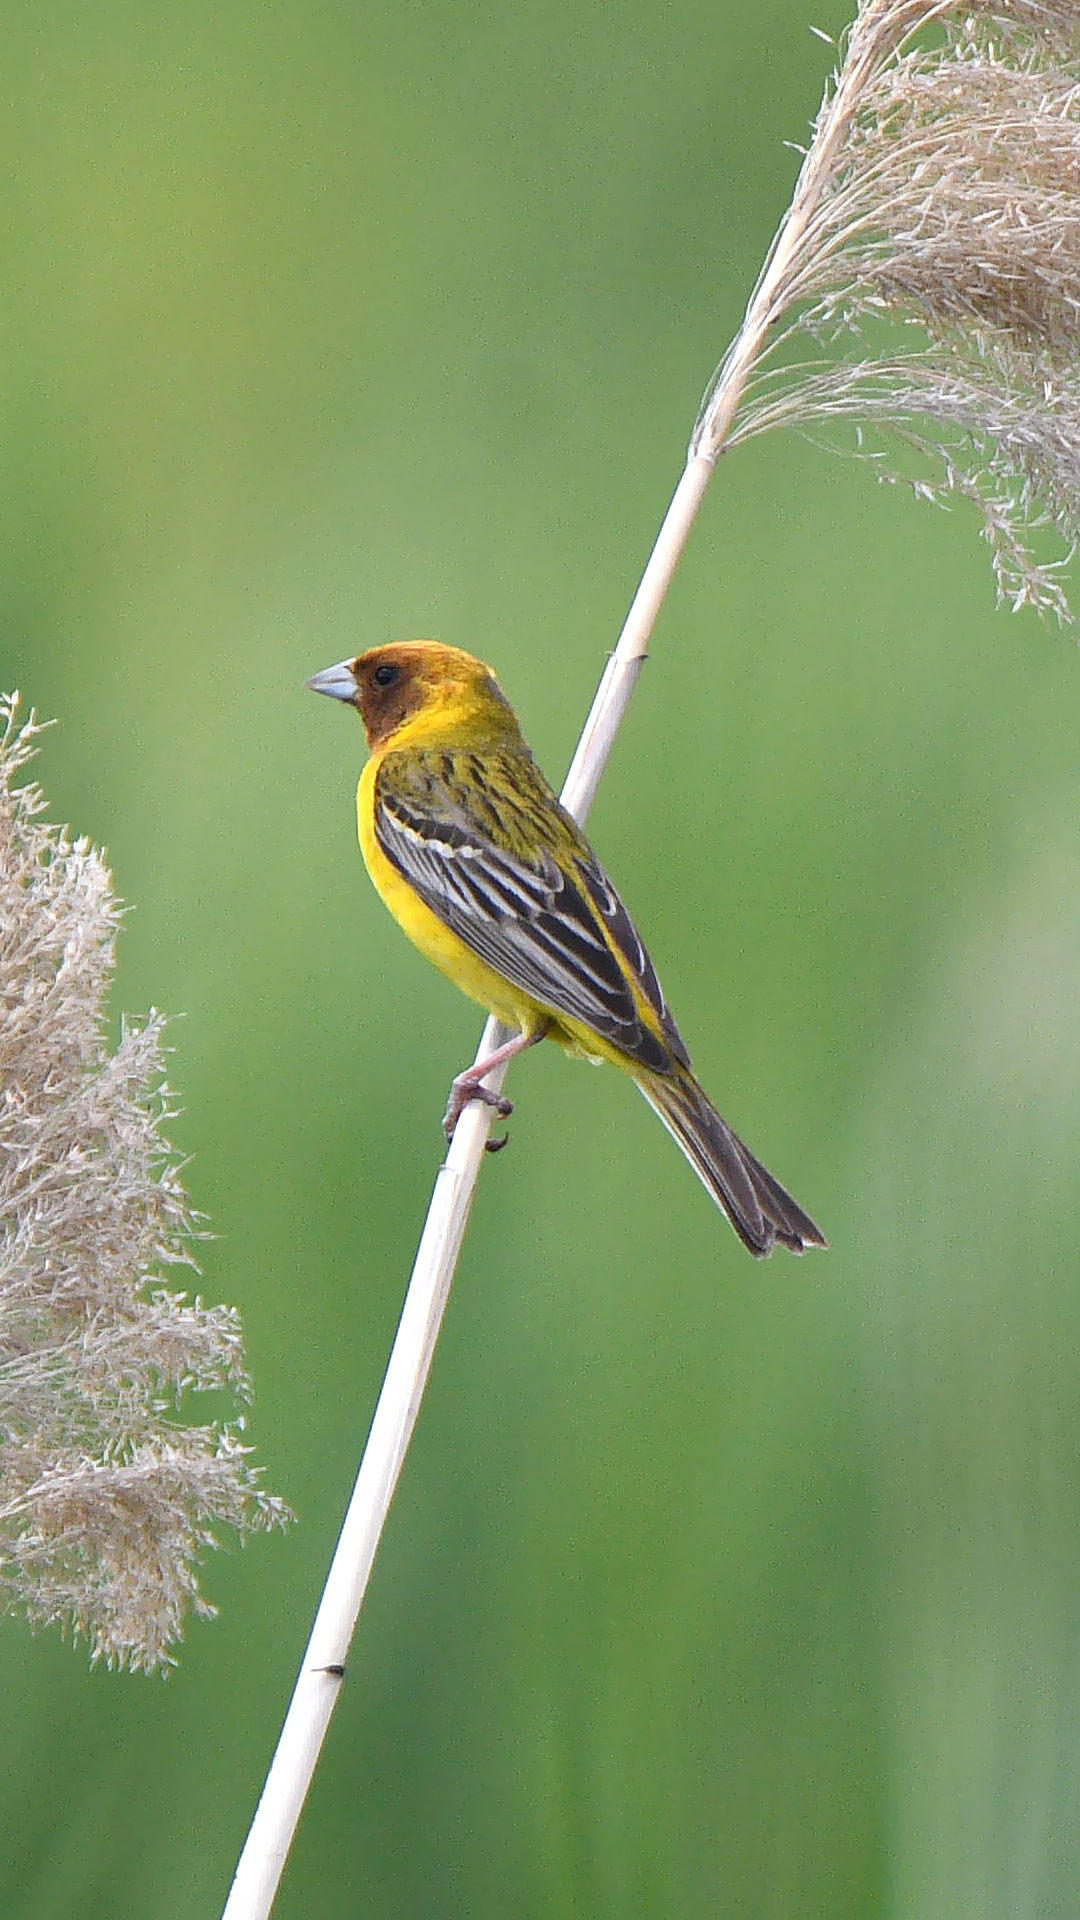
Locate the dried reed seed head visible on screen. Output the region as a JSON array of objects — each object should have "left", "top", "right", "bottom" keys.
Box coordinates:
[
  {"left": 808, "top": 46, "right": 1080, "bottom": 354},
  {"left": 847, "top": 0, "right": 1080, "bottom": 60},
  {"left": 0, "top": 695, "right": 289, "bottom": 1673},
  {"left": 694, "top": 0, "right": 1080, "bottom": 620}
]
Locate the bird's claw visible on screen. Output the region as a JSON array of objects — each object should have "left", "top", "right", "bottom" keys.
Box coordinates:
[{"left": 442, "top": 1077, "right": 515, "bottom": 1145}]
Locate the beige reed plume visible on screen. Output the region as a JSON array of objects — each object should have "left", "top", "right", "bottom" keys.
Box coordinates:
[
  {"left": 0, "top": 697, "right": 289, "bottom": 1674},
  {"left": 701, "top": 0, "right": 1080, "bottom": 618}
]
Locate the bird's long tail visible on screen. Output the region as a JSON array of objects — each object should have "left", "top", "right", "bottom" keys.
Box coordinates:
[{"left": 636, "top": 1070, "right": 826, "bottom": 1257}]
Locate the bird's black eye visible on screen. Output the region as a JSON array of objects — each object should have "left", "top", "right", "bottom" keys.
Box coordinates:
[{"left": 373, "top": 662, "right": 399, "bottom": 689}]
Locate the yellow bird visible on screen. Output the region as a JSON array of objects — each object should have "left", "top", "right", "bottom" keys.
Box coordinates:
[{"left": 307, "top": 642, "right": 825, "bottom": 1257}]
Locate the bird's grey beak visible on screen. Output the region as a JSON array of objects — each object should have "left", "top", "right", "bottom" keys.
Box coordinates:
[{"left": 305, "top": 660, "right": 358, "bottom": 702}]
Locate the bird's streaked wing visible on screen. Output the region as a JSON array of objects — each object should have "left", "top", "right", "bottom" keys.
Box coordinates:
[{"left": 374, "top": 750, "right": 690, "bottom": 1075}]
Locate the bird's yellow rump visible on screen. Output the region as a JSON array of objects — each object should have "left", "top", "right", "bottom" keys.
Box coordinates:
[{"left": 307, "top": 641, "right": 824, "bottom": 1257}]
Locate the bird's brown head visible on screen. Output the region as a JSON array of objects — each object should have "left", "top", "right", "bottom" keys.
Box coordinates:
[{"left": 306, "top": 641, "right": 517, "bottom": 751}]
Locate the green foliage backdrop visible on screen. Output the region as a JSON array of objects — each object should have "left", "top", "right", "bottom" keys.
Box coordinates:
[{"left": 4, "top": 1, "right": 1079, "bottom": 1915}]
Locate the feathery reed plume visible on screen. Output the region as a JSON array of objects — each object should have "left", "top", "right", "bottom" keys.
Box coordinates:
[
  {"left": 0, "top": 696, "right": 289, "bottom": 1674},
  {"left": 698, "top": 0, "right": 1080, "bottom": 618}
]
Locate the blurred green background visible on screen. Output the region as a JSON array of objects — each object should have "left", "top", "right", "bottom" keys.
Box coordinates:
[{"left": 4, "top": 1, "right": 1080, "bottom": 1915}]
